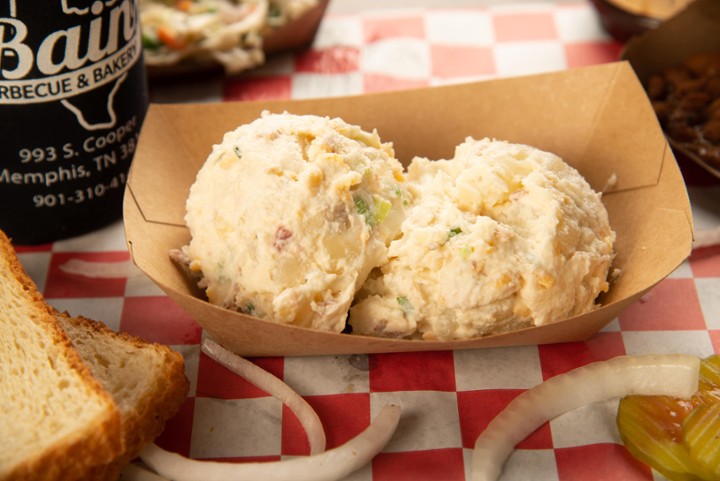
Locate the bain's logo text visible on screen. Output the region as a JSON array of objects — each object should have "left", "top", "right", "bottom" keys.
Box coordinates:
[{"left": 0, "top": 0, "right": 142, "bottom": 130}]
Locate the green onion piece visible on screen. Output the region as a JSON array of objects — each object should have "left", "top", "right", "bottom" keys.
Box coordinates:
[
  {"left": 392, "top": 185, "right": 408, "bottom": 206},
  {"left": 233, "top": 146, "right": 242, "bottom": 159},
  {"left": 142, "top": 32, "right": 162, "bottom": 49},
  {"left": 354, "top": 197, "right": 376, "bottom": 226},
  {"left": 397, "top": 296, "right": 412, "bottom": 314},
  {"left": 448, "top": 227, "right": 463, "bottom": 239},
  {"left": 375, "top": 197, "right": 392, "bottom": 223},
  {"left": 355, "top": 197, "right": 370, "bottom": 216}
]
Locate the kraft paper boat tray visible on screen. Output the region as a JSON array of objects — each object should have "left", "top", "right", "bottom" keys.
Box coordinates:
[{"left": 124, "top": 61, "right": 694, "bottom": 357}]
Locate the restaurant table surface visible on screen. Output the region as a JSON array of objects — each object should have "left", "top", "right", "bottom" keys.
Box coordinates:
[{"left": 14, "top": 1, "right": 720, "bottom": 480}]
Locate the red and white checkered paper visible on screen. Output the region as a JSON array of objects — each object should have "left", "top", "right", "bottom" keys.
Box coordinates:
[{"left": 15, "top": 2, "right": 720, "bottom": 480}]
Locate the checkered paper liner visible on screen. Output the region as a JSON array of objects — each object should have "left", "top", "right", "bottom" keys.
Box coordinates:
[{"left": 15, "top": 2, "right": 720, "bottom": 480}]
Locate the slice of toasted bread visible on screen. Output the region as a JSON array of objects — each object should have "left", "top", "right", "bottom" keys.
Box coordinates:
[
  {"left": 0, "top": 230, "right": 123, "bottom": 481},
  {"left": 56, "top": 312, "right": 188, "bottom": 481}
]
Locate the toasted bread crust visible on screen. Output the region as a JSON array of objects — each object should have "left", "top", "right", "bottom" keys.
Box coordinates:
[
  {"left": 56, "top": 313, "right": 189, "bottom": 481},
  {"left": 0, "top": 230, "right": 123, "bottom": 481},
  {"left": 1, "top": 229, "right": 188, "bottom": 481}
]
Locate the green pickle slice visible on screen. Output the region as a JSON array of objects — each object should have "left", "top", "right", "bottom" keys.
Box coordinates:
[
  {"left": 617, "top": 355, "right": 720, "bottom": 481},
  {"left": 683, "top": 403, "right": 720, "bottom": 480}
]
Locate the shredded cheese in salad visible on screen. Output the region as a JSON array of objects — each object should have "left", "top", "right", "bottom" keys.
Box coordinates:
[{"left": 139, "top": 0, "right": 318, "bottom": 73}]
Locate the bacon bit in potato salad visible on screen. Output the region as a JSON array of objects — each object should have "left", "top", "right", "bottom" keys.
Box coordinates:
[{"left": 273, "top": 225, "right": 293, "bottom": 252}]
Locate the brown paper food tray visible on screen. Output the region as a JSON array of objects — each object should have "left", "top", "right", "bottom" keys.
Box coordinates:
[
  {"left": 621, "top": 0, "right": 720, "bottom": 179},
  {"left": 124, "top": 61, "right": 693, "bottom": 357},
  {"left": 145, "top": 0, "right": 330, "bottom": 78}
]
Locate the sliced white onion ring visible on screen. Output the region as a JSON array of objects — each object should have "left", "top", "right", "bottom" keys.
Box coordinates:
[
  {"left": 139, "top": 403, "right": 401, "bottom": 481},
  {"left": 472, "top": 354, "right": 701, "bottom": 481},
  {"left": 201, "top": 338, "right": 326, "bottom": 455},
  {"left": 59, "top": 259, "right": 137, "bottom": 279}
]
